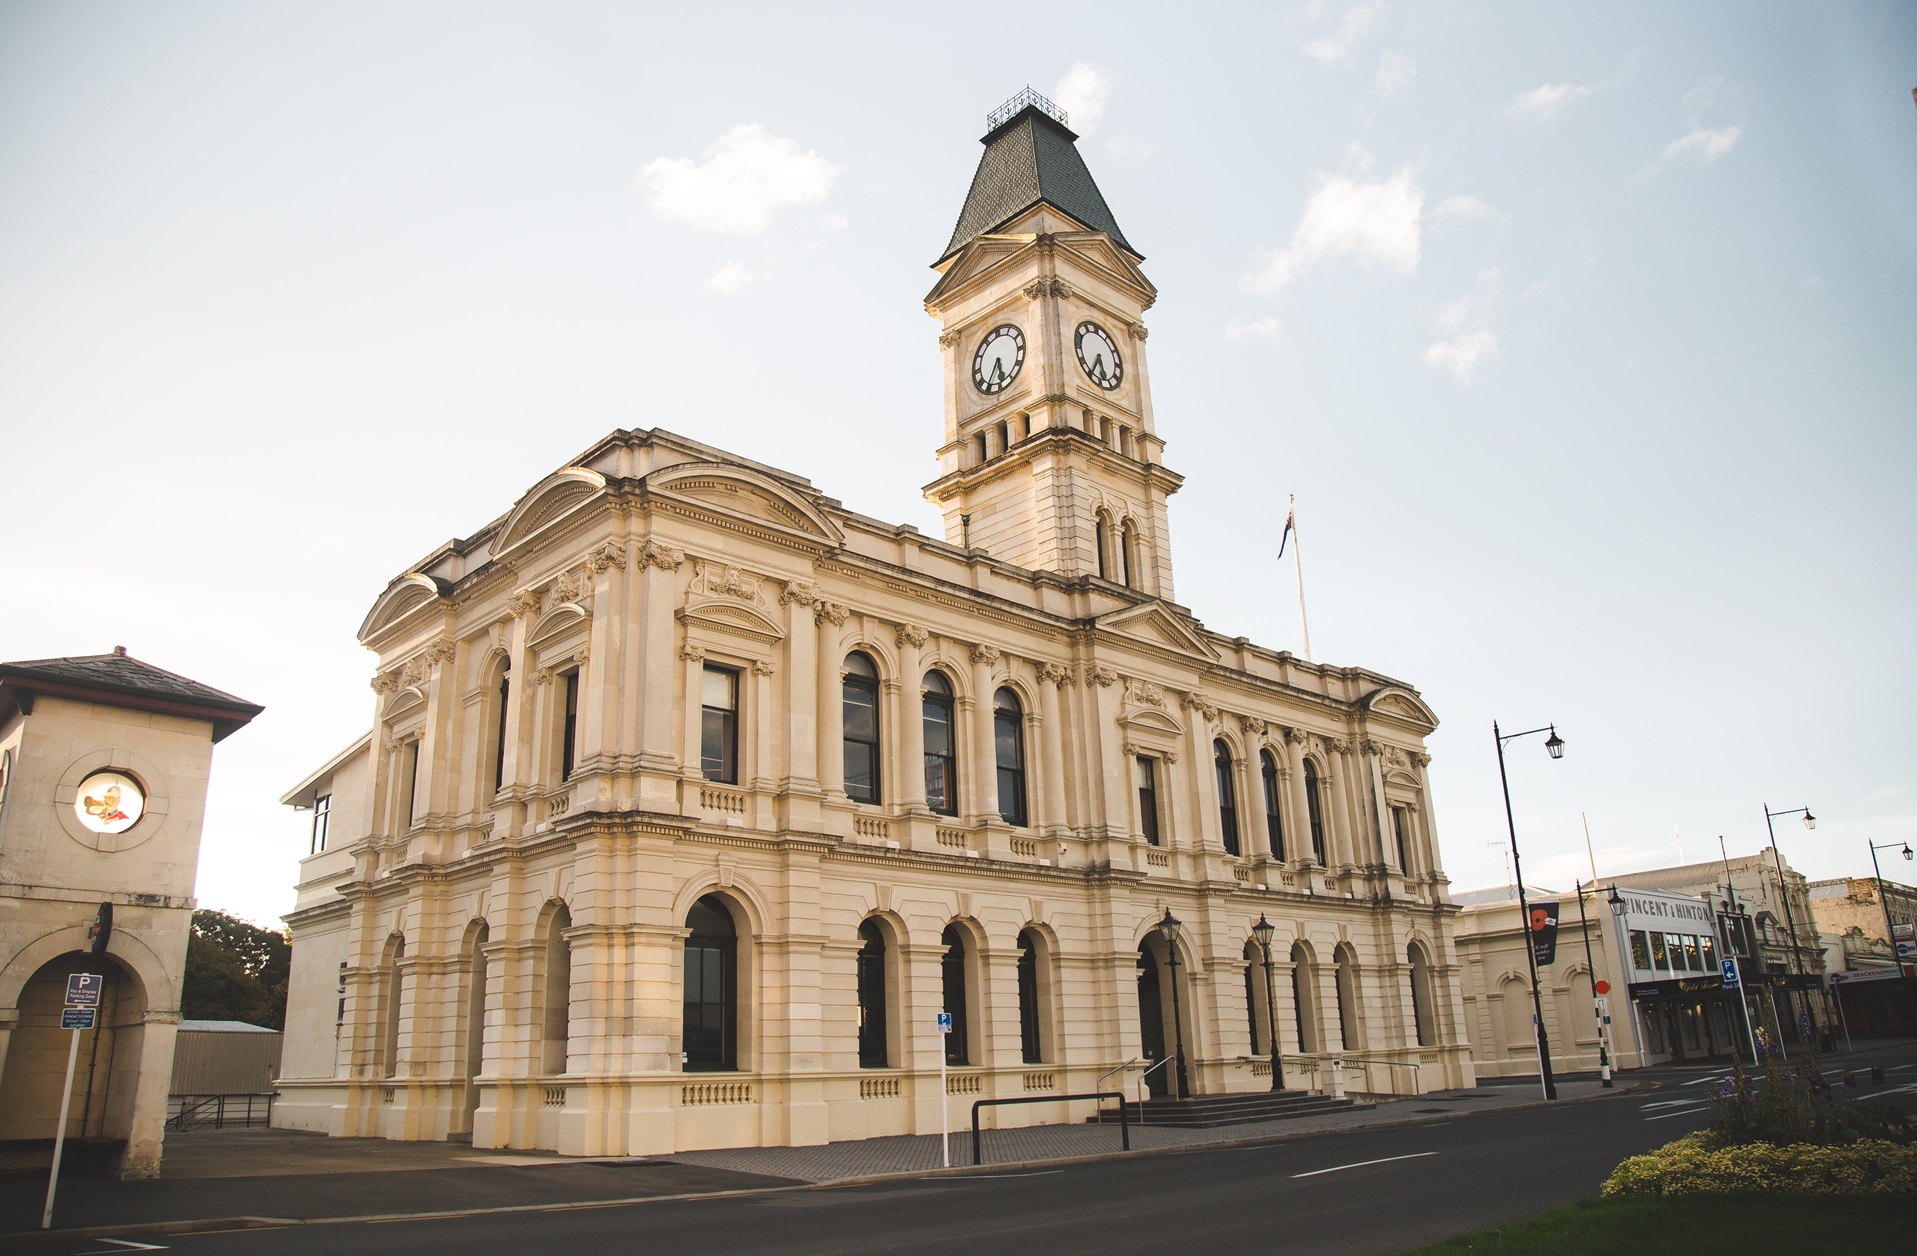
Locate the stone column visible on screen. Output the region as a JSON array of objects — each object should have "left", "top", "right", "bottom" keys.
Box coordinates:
[
  {"left": 778, "top": 581, "right": 821, "bottom": 803},
  {"left": 1035, "top": 663, "right": 1070, "bottom": 836},
  {"left": 680, "top": 643, "right": 705, "bottom": 791},
  {"left": 1326, "top": 740, "right": 1356, "bottom": 869},
  {"left": 814, "top": 602, "right": 848, "bottom": 797},
  {"left": 1283, "top": 730, "right": 1313, "bottom": 865},
  {"left": 969, "top": 644, "right": 1001, "bottom": 823},
  {"left": 633, "top": 539, "right": 684, "bottom": 811},
  {"left": 117, "top": 1014, "right": 180, "bottom": 1179},
  {"left": 896, "top": 625, "right": 928, "bottom": 812}
]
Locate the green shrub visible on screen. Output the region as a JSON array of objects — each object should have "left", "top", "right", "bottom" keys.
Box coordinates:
[
  {"left": 1707, "top": 1030, "right": 1911, "bottom": 1147},
  {"left": 1604, "top": 1131, "right": 1917, "bottom": 1197}
]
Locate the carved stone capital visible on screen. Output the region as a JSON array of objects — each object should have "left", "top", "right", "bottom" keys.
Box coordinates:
[
  {"left": 896, "top": 624, "right": 929, "bottom": 649},
  {"left": 1128, "top": 321, "right": 1149, "bottom": 341},
  {"left": 424, "top": 637, "right": 457, "bottom": 665},
  {"left": 1286, "top": 725, "right": 1309, "bottom": 746},
  {"left": 680, "top": 642, "right": 706, "bottom": 664},
  {"left": 1411, "top": 751, "right": 1432, "bottom": 768},
  {"left": 1036, "top": 661, "right": 1072, "bottom": 687},
  {"left": 969, "top": 642, "right": 1000, "bottom": 666},
  {"left": 1328, "top": 737, "right": 1351, "bottom": 755},
  {"left": 750, "top": 658, "right": 776, "bottom": 677},
  {"left": 371, "top": 673, "right": 399, "bottom": 695},
  {"left": 778, "top": 579, "right": 820, "bottom": 608},
  {"left": 938, "top": 329, "right": 962, "bottom": 348},
  {"left": 1180, "top": 689, "right": 1217, "bottom": 720},
  {"left": 587, "top": 539, "right": 627, "bottom": 573},
  {"left": 1087, "top": 664, "right": 1119, "bottom": 688},
  {"left": 639, "top": 539, "right": 685, "bottom": 572},
  {"left": 506, "top": 587, "right": 544, "bottom": 619},
  {"left": 814, "top": 600, "right": 850, "bottom": 627},
  {"left": 1022, "top": 276, "right": 1072, "bottom": 301},
  {"left": 1359, "top": 737, "right": 1382, "bottom": 757}
]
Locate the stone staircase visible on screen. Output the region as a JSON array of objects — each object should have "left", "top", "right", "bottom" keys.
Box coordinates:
[{"left": 1089, "top": 1088, "right": 1368, "bottom": 1128}]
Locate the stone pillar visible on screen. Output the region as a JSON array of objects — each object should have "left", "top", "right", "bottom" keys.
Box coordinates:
[
  {"left": 679, "top": 643, "right": 705, "bottom": 793},
  {"left": 814, "top": 602, "right": 848, "bottom": 798},
  {"left": 778, "top": 581, "right": 821, "bottom": 814},
  {"left": 1035, "top": 663, "right": 1070, "bottom": 836},
  {"left": 969, "top": 644, "right": 1001, "bottom": 823},
  {"left": 896, "top": 626, "right": 928, "bottom": 812},
  {"left": 1326, "top": 740, "right": 1356, "bottom": 868},
  {"left": 117, "top": 1014, "right": 179, "bottom": 1179},
  {"left": 633, "top": 539, "right": 685, "bottom": 811},
  {"left": 1284, "top": 731, "right": 1313, "bottom": 865}
]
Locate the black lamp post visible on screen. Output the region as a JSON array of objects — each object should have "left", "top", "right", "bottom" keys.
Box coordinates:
[
  {"left": 1867, "top": 840, "right": 1916, "bottom": 1031},
  {"left": 1607, "top": 886, "right": 1628, "bottom": 1069},
  {"left": 1573, "top": 881, "right": 1612, "bottom": 1087},
  {"left": 1494, "top": 720, "right": 1565, "bottom": 1101},
  {"left": 1156, "top": 909, "right": 1190, "bottom": 1100},
  {"left": 1762, "top": 804, "right": 1819, "bottom": 1045},
  {"left": 1252, "top": 914, "right": 1283, "bottom": 1091}
]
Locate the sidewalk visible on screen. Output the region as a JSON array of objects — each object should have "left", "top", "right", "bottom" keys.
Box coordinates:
[{"left": 0, "top": 1076, "right": 1633, "bottom": 1242}]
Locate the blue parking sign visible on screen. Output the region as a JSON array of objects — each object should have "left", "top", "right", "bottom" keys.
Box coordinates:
[
  {"left": 937, "top": 1011, "right": 952, "bottom": 1034},
  {"left": 1720, "top": 958, "right": 1739, "bottom": 987},
  {"left": 61, "top": 1008, "right": 96, "bottom": 1030},
  {"left": 65, "top": 973, "right": 103, "bottom": 1007}
]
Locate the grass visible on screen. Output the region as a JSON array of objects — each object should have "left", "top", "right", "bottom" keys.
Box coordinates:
[{"left": 1400, "top": 1193, "right": 1917, "bottom": 1254}]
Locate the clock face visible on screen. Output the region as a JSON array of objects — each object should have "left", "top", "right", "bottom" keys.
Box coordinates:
[
  {"left": 972, "top": 324, "right": 1026, "bottom": 394},
  {"left": 75, "top": 770, "right": 145, "bottom": 835},
  {"left": 1075, "top": 321, "right": 1123, "bottom": 390}
]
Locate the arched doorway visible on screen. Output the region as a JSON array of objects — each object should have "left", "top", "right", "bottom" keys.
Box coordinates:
[
  {"left": 1135, "top": 944, "right": 1168, "bottom": 1097},
  {"left": 684, "top": 895, "right": 738, "bottom": 1071},
  {"left": 1135, "top": 932, "right": 1190, "bottom": 1099},
  {"left": 0, "top": 952, "right": 147, "bottom": 1158},
  {"left": 461, "top": 921, "right": 489, "bottom": 1129}
]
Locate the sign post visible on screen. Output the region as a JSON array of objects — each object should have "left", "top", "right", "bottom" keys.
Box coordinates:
[
  {"left": 43, "top": 973, "right": 103, "bottom": 1230},
  {"left": 1722, "top": 957, "right": 1758, "bottom": 1063},
  {"left": 936, "top": 1011, "right": 953, "bottom": 1168}
]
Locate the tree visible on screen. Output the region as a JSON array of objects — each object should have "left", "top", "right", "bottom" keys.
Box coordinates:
[{"left": 181, "top": 910, "right": 290, "bottom": 1029}]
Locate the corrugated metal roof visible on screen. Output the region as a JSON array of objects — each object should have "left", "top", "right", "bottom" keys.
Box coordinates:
[
  {"left": 940, "top": 105, "right": 1137, "bottom": 262},
  {"left": 178, "top": 1019, "right": 279, "bottom": 1033}
]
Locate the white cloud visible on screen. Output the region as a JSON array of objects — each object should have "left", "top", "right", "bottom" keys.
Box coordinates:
[
  {"left": 704, "top": 260, "right": 752, "bottom": 295},
  {"left": 1505, "top": 82, "right": 1594, "bottom": 125},
  {"left": 639, "top": 124, "right": 841, "bottom": 235},
  {"left": 1302, "top": 2, "right": 1383, "bottom": 65},
  {"left": 1105, "top": 135, "right": 1153, "bottom": 161},
  {"left": 1054, "top": 63, "right": 1113, "bottom": 136},
  {"left": 1660, "top": 125, "right": 1742, "bottom": 163},
  {"left": 1225, "top": 316, "right": 1283, "bottom": 343},
  {"left": 1430, "top": 193, "right": 1503, "bottom": 228},
  {"left": 1376, "top": 52, "right": 1417, "bottom": 97},
  {"left": 822, "top": 212, "right": 849, "bottom": 230},
  {"left": 1240, "top": 150, "right": 1423, "bottom": 295},
  {"left": 1424, "top": 268, "right": 1502, "bottom": 385}
]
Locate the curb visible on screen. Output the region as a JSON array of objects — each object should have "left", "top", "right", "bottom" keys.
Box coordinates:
[{"left": 0, "top": 1083, "right": 1654, "bottom": 1244}]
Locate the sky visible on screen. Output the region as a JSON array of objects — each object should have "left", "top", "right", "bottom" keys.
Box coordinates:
[{"left": 2, "top": 1, "right": 1913, "bottom": 930}]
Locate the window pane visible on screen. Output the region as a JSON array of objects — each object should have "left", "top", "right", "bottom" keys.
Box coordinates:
[
  {"left": 924, "top": 702, "right": 953, "bottom": 757},
  {"left": 995, "top": 718, "right": 1020, "bottom": 768},
  {"left": 846, "top": 745, "right": 877, "bottom": 802},
  {"left": 702, "top": 666, "right": 737, "bottom": 711},
  {"left": 843, "top": 689, "right": 877, "bottom": 740},
  {"left": 1650, "top": 932, "right": 1669, "bottom": 969},
  {"left": 1630, "top": 931, "right": 1651, "bottom": 970}
]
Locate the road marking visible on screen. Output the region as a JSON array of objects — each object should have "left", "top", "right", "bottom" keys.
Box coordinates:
[
  {"left": 1641, "top": 1098, "right": 1706, "bottom": 1110},
  {"left": 967, "top": 1170, "right": 1064, "bottom": 1179},
  {"left": 1292, "top": 1151, "right": 1437, "bottom": 1178},
  {"left": 77, "top": 1244, "right": 168, "bottom": 1254},
  {"left": 1683, "top": 1074, "right": 1727, "bottom": 1086},
  {"left": 1646, "top": 1106, "right": 1708, "bottom": 1121}
]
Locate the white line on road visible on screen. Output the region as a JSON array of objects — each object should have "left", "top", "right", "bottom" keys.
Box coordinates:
[
  {"left": 1641, "top": 1099, "right": 1707, "bottom": 1110},
  {"left": 77, "top": 1242, "right": 168, "bottom": 1254},
  {"left": 1292, "top": 1151, "right": 1437, "bottom": 1178},
  {"left": 1683, "top": 1074, "right": 1728, "bottom": 1086},
  {"left": 1645, "top": 1106, "right": 1708, "bottom": 1121},
  {"left": 967, "top": 1171, "right": 1064, "bottom": 1179}
]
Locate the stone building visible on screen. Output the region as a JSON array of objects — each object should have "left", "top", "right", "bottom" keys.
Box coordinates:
[
  {"left": 275, "top": 94, "right": 1471, "bottom": 1157},
  {"left": 0, "top": 649, "right": 259, "bottom": 1177}
]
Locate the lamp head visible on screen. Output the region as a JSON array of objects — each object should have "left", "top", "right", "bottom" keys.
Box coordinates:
[
  {"left": 1802, "top": 810, "right": 1816, "bottom": 831},
  {"left": 1607, "top": 885, "right": 1625, "bottom": 918},
  {"left": 1252, "top": 914, "right": 1275, "bottom": 950},
  {"left": 1902, "top": 844, "right": 1913, "bottom": 862},
  {"left": 1544, "top": 726, "right": 1565, "bottom": 760},
  {"left": 1156, "top": 908, "right": 1181, "bottom": 943}
]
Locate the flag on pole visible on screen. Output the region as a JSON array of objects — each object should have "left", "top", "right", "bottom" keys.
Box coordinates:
[{"left": 1277, "top": 507, "right": 1295, "bottom": 559}]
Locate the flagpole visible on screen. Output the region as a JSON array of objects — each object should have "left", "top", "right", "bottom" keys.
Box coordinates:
[{"left": 1290, "top": 495, "right": 1312, "bottom": 661}]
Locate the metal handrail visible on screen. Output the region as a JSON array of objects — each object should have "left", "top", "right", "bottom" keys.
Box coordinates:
[
  {"left": 1136, "top": 1056, "right": 1174, "bottom": 1109},
  {"left": 1322, "top": 1053, "right": 1421, "bottom": 1094},
  {"left": 973, "top": 1091, "right": 1127, "bottom": 1165},
  {"left": 1097, "top": 1057, "right": 1140, "bottom": 1090}
]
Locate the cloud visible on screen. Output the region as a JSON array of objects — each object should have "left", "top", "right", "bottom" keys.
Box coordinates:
[
  {"left": 1302, "top": 2, "right": 1383, "bottom": 65},
  {"left": 1430, "top": 193, "right": 1503, "bottom": 228},
  {"left": 1505, "top": 82, "right": 1594, "bottom": 125},
  {"left": 1225, "top": 316, "right": 1283, "bottom": 343},
  {"left": 1054, "top": 63, "right": 1113, "bottom": 136},
  {"left": 1642, "top": 77, "right": 1744, "bottom": 177},
  {"left": 704, "top": 260, "right": 752, "bottom": 294},
  {"left": 639, "top": 124, "right": 841, "bottom": 235},
  {"left": 1376, "top": 52, "right": 1417, "bottom": 97},
  {"left": 1424, "top": 268, "right": 1502, "bottom": 384},
  {"left": 1240, "top": 149, "right": 1423, "bottom": 295},
  {"left": 1105, "top": 135, "right": 1153, "bottom": 161},
  {"left": 822, "top": 212, "right": 849, "bottom": 230}
]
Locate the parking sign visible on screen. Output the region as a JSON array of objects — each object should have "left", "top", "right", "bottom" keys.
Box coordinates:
[
  {"left": 64, "top": 973, "right": 103, "bottom": 1008},
  {"left": 937, "top": 1011, "right": 952, "bottom": 1034}
]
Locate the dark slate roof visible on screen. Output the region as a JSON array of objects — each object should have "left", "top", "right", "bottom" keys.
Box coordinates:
[
  {"left": 0, "top": 647, "right": 262, "bottom": 740},
  {"left": 939, "top": 105, "right": 1138, "bottom": 263}
]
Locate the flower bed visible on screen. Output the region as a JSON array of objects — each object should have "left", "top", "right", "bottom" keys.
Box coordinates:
[{"left": 1604, "top": 1130, "right": 1917, "bottom": 1197}]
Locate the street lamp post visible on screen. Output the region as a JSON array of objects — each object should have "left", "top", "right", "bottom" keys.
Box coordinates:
[
  {"left": 1252, "top": 914, "right": 1283, "bottom": 1091},
  {"left": 1867, "top": 840, "right": 1916, "bottom": 1031},
  {"left": 1494, "top": 720, "right": 1566, "bottom": 1102},
  {"left": 1763, "top": 804, "right": 1819, "bottom": 1047},
  {"left": 1574, "top": 881, "right": 1612, "bottom": 1087},
  {"left": 1156, "top": 909, "right": 1191, "bottom": 1100}
]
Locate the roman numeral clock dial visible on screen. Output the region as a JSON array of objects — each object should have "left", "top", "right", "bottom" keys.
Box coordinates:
[
  {"left": 972, "top": 324, "right": 1026, "bottom": 394},
  {"left": 1074, "top": 321, "right": 1123, "bottom": 390}
]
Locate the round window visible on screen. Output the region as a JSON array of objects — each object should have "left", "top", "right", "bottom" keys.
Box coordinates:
[{"left": 74, "top": 770, "right": 146, "bottom": 835}]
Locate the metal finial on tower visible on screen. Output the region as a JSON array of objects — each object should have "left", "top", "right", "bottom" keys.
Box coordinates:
[{"left": 987, "top": 86, "right": 1068, "bottom": 132}]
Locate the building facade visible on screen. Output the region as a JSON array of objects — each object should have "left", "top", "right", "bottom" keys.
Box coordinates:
[
  {"left": 0, "top": 650, "right": 259, "bottom": 1177},
  {"left": 1812, "top": 876, "right": 1917, "bottom": 1037},
  {"left": 275, "top": 97, "right": 1472, "bottom": 1158}
]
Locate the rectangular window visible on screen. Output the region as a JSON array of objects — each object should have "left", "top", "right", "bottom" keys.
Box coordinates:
[
  {"left": 560, "top": 670, "right": 580, "bottom": 779},
  {"left": 1700, "top": 934, "right": 1717, "bottom": 972},
  {"left": 310, "top": 793, "right": 332, "bottom": 854},
  {"left": 404, "top": 742, "right": 422, "bottom": 826},
  {"left": 1682, "top": 936, "right": 1702, "bottom": 972},
  {"left": 1649, "top": 931, "right": 1669, "bottom": 972},
  {"left": 1391, "top": 805, "right": 1411, "bottom": 872},
  {"left": 700, "top": 664, "right": 739, "bottom": 784},
  {"left": 843, "top": 676, "right": 880, "bottom": 804},
  {"left": 1630, "top": 930, "right": 1651, "bottom": 971},
  {"left": 1136, "top": 756, "right": 1160, "bottom": 846}
]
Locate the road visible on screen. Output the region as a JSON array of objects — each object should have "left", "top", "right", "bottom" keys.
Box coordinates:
[{"left": 39, "top": 1052, "right": 1917, "bottom": 1256}]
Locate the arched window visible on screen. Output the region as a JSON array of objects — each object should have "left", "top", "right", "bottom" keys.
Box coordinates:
[
  {"left": 559, "top": 669, "right": 580, "bottom": 779},
  {"left": 1408, "top": 943, "right": 1436, "bottom": 1047},
  {"left": 1334, "top": 944, "right": 1361, "bottom": 1051},
  {"left": 1017, "top": 930, "right": 1043, "bottom": 1064},
  {"left": 1214, "top": 740, "right": 1240, "bottom": 856},
  {"left": 995, "top": 688, "right": 1028, "bottom": 827},
  {"left": 683, "top": 896, "right": 737, "bottom": 1071},
  {"left": 381, "top": 934, "right": 405, "bottom": 1078},
  {"left": 1303, "top": 759, "right": 1327, "bottom": 864},
  {"left": 922, "top": 671, "right": 957, "bottom": 816},
  {"left": 857, "top": 920, "right": 889, "bottom": 1068},
  {"left": 492, "top": 659, "right": 511, "bottom": 794},
  {"left": 1261, "top": 750, "right": 1284, "bottom": 860},
  {"left": 842, "top": 652, "right": 881, "bottom": 804},
  {"left": 1094, "top": 512, "right": 1110, "bottom": 580},
  {"left": 463, "top": 921, "right": 489, "bottom": 1125},
  {"left": 1290, "top": 941, "right": 1319, "bottom": 1054},
  {"left": 941, "top": 925, "right": 970, "bottom": 1066},
  {"left": 540, "top": 905, "right": 571, "bottom": 1074},
  {"left": 1120, "top": 520, "right": 1136, "bottom": 588},
  {"left": 1391, "top": 805, "right": 1413, "bottom": 873}
]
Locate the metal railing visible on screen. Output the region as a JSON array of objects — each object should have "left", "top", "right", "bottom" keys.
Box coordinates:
[
  {"left": 1135, "top": 1057, "right": 1175, "bottom": 1109},
  {"left": 1327, "top": 1054, "right": 1422, "bottom": 1094},
  {"left": 973, "top": 1091, "right": 1127, "bottom": 1165},
  {"left": 166, "top": 1093, "right": 275, "bottom": 1131},
  {"left": 1097, "top": 1057, "right": 1140, "bottom": 1091},
  {"left": 987, "top": 87, "right": 1068, "bottom": 131}
]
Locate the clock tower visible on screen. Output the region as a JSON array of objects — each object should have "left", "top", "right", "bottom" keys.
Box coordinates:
[{"left": 923, "top": 90, "right": 1182, "bottom": 601}]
